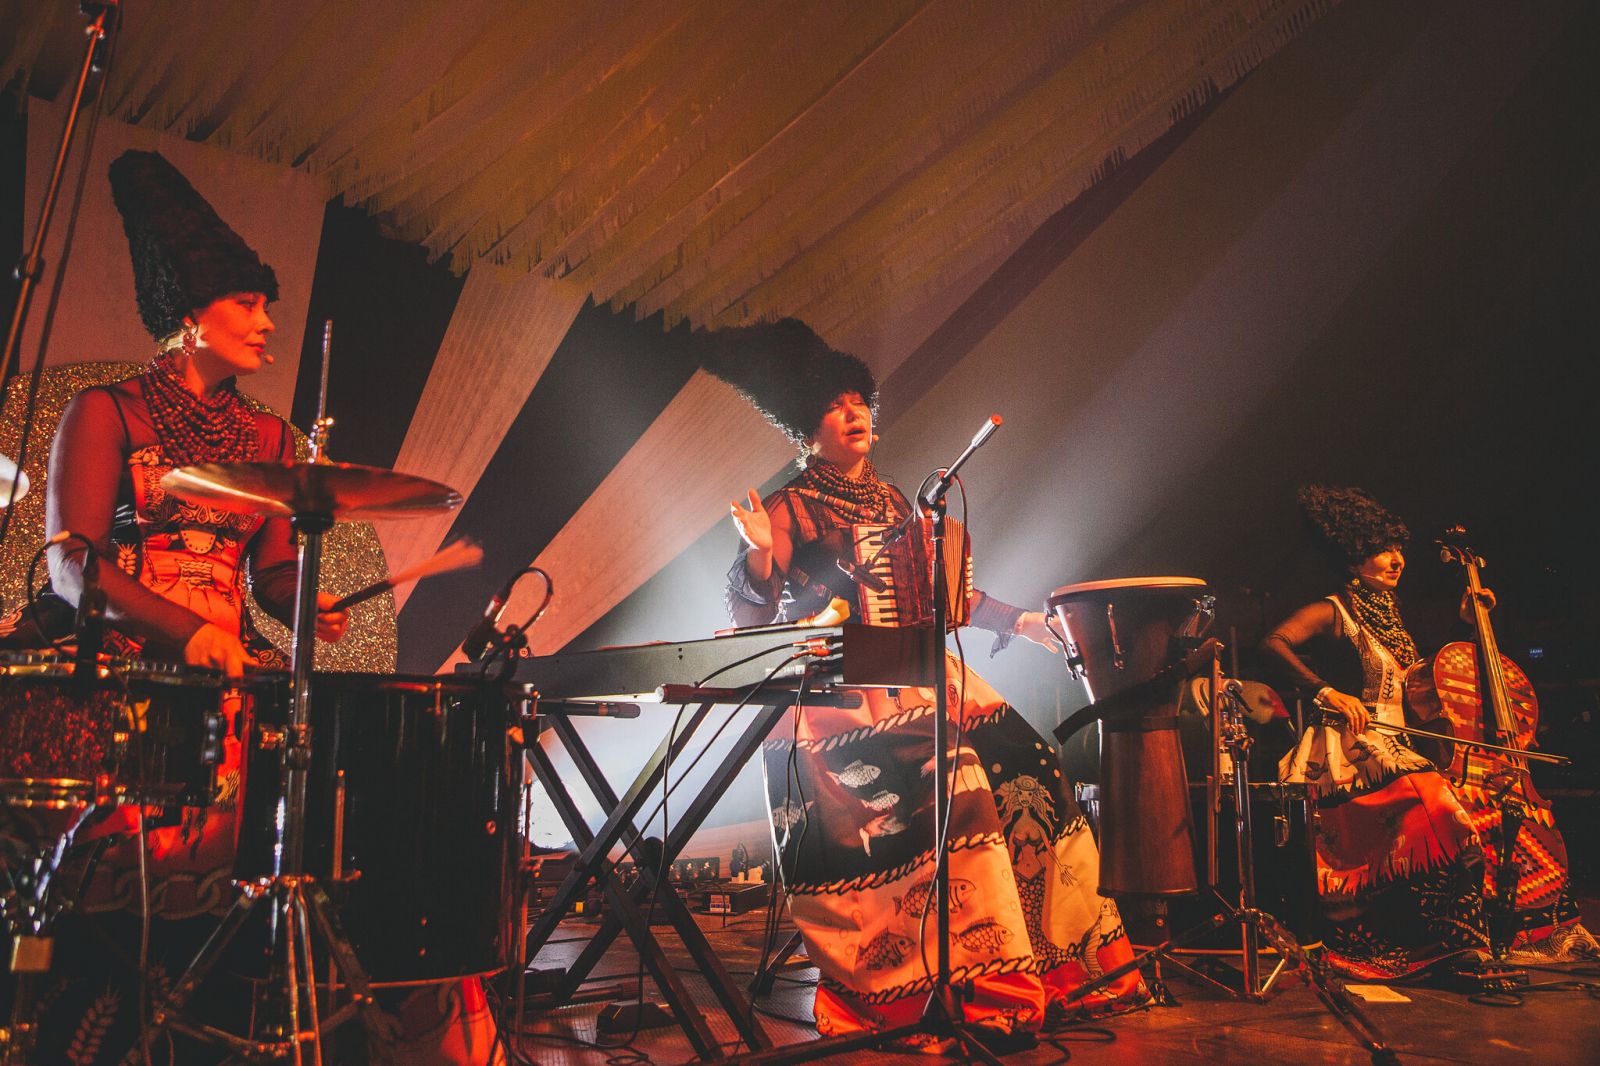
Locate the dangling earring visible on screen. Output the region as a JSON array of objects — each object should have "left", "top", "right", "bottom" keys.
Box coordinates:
[{"left": 179, "top": 321, "right": 199, "bottom": 359}]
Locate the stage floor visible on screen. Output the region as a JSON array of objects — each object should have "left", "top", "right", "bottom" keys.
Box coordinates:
[{"left": 507, "top": 904, "right": 1600, "bottom": 1065}]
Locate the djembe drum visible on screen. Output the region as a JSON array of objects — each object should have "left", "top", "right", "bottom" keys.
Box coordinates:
[{"left": 1048, "top": 577, "right": 1210, "bottom": 898}]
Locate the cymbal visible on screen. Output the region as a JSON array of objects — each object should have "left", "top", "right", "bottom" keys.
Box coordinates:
[
  {"left": 161, "top": 461, "right": 461, "bottom": 521},
  {"left": 0, "top": 452, "right": 29, "bottom": 506}
]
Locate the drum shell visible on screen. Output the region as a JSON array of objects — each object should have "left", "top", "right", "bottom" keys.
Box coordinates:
[
  {"left": 1184, "top": 782, "right": 1318, "bottom": 943},
  {"left": 1098, "top": 714, "right": 1198, "bottom": 896},
  {"left": 237, "top": 673, "right": 516, "bottom": 982},
  {"left": 1075, "top": 781, "right": 1318, "bottom": 941},
  {"left": 1048, "top": 581, "right": 1209, "bottom": 897},
  {"left": 1, "top": 654, "right": 223, "bottom": 809}
]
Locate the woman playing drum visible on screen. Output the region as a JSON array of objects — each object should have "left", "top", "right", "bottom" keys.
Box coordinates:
[{"left": 0, "top": 152, "right": 502, "bottom": 1065}]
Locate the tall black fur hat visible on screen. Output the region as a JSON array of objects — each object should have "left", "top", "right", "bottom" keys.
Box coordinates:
[
  {"left": 1297, "top": 484, "right": 1410, "bottom": 566},
  {"left": 698, "top": 318, "right": 877, "bottom": 446},
  {"left": 108, "top": 149, "right": 278, "bottom": 339}
]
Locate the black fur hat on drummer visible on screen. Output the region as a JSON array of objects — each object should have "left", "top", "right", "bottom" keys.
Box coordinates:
[
  {"left": 697, "top": 318, "right": 878, "bottom": 447},
  {"left": 1297, "top": 484, "right": 1410, "bottom": 567},
  {"left": 108, "top": 149, "right": 278, "bottom": 340}
]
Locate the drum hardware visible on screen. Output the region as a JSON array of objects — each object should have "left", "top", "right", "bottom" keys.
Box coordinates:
[
  {"left": 1105, "top": 603, "right": 1125, "bottom": 670},
  {"left": 2, "top": 655, "right": 227, "bottom": 810},
  {"left": 235, "top": 672, "right": 515, "bottom": 980},
  {"left": 2, "top": 647, "right": 221, "bottom": 1066},
  {"left": 2, "top": 802, "right": 115, "bottom": 1066},
  {"left": 329, "top": 771, "right": 345, "bottom": 883},
  {"left": 1057, "top": 642, "right": 1398, "bottom": 1065},
  {"left": 146, "top": 336, "right": 465, "bottom": 1063}
]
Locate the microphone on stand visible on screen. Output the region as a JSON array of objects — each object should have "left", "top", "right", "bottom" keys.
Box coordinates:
[
  {"left": 920, "top": 414, "right": 1002, "bottom": 510},
  {"left": 835, "top": 557, "right": 888, "bottom": 593},
  {"left": 74, "top": 556, "right": 105, "bottom": 690},
  {"left": 461, "top": 577, "right": 515, "bottom": 662}
]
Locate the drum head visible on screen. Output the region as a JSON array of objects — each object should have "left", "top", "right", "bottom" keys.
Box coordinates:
[{"left": 1048, "top": 576, "right": 1206, "bottom": 603}]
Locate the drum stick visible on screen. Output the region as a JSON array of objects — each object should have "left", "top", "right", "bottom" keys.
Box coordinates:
[{"left": 328, "top": 538, "right": 484, "bottom": 612}]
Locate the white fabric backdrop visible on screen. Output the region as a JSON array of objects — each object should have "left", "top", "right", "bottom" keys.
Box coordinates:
[{"left": 21, "top": 96, "right": 325, "bottom": 417}]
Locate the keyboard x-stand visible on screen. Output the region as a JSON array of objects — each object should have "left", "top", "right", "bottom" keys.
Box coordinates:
[{"left": 493, "top": 623, "right": 938, "bottom": 1061}]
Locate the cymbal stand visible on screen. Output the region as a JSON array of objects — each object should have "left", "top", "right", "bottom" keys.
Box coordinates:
[
  {"left": 1056, "top": 649, "right": 1397, "bottom": 1065},
  {"left": 152, "top": 329, "right": 381, "bottom": 1063}
]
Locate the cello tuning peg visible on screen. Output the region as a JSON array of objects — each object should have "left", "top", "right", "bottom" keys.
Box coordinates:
[
  {"left": 1476, "top": 555, "right": 1486, "bottom": 568},
  {"left": 1439, "top": 547, "right": 1452, "bottom": 564}
]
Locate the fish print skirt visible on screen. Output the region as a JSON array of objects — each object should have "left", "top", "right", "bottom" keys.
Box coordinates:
[{"left": 763, "top": 655, "right": 1147, "bottom": 1045}]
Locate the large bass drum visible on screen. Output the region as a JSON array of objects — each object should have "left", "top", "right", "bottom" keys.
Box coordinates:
[
  {"left": 1048, "top": 577, "right": 1210, "bottom": 898},
  {"left": 237, "top": 673, "right": 519, "bottom": 982}
]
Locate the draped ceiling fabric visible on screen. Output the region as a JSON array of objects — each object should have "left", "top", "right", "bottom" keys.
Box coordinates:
[{"left": 2, "top": 0, "right": 1346, "bottom": 672}]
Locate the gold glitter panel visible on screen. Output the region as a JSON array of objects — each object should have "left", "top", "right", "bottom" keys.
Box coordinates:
[{"left": 0, "top": 363, "right": 397, "bottom": 671}]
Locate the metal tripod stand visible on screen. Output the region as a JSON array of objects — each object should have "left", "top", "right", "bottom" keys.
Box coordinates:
[
  {"left": 146, "top": 355, "right": 400, "bottom": 1064},
  {"left": 149, "top": 502, "right": 383, "bottom": 1064}
]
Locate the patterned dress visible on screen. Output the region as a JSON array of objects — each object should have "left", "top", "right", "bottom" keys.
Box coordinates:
[
  {"left": 729, "top": 461, "right": 1146, "bottom": 1044},
  {"left": 1269, "top": 595, "right": 1490, "bottom": 979}
]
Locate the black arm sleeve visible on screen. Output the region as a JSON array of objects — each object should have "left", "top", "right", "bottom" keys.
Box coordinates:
[
  {"left": 46, "top": 389, "right": 208, "bottom": 651},
  {"left": 1257, "top": 600, "right": 1339, "bottom": 697}
]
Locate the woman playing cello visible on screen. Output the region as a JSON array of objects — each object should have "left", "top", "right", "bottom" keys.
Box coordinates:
[
  {"left": 1260, "top": 485, "right": 1594, "bottom": 980},
  {"left": 1260, "top": 486, "right": 1489, "bottom": 981}
]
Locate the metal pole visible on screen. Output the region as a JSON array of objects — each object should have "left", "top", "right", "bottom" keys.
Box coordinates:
[
  {"left": 0, "top": 3, "right": 115, "bottom": 390},
  {"left": 281, "top": 514, "right": 329, "bottom": 876},
  {"left": 1225, "top": 682, "right": 1261, "bottom": 996}
]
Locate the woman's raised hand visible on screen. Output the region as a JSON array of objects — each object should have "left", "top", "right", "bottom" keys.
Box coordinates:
[{"left": 729, "top": 488, "right": 772, "bottom": 553}]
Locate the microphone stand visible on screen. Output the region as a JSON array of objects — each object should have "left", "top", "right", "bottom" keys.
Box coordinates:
[
  {"left": 741, "top": 417, "right": 1005, "bottom": 1065},
  {"left": 908, "top": 428, "right": 1005, "bottom": 1063},
  {"left": 0, "top": 1, "right": 118, "bottom": 554}
]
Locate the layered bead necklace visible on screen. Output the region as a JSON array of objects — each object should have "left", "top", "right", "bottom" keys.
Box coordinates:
[
  {"left": 141, "top": 351, "right": 260, "bottom": 466},
  {"left": 1347, "top": 582, "right": 1418, "bottom": 667},
  {"left": 798, "top": 457, "right": 901, "bottom": 523}
]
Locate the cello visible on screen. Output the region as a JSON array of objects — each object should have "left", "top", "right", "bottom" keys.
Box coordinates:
[{"left": 1404, "top": 526, "right": 1572, "bottom": 952}]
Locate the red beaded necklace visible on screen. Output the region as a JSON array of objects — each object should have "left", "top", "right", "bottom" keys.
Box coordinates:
[{"left": 140, "top": 351, "right": 260, "bottom": 466}]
